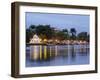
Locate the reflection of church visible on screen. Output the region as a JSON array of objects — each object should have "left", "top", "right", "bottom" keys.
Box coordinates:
[{"left": 29, "top": 34, "right": 41, "bottom": 43}]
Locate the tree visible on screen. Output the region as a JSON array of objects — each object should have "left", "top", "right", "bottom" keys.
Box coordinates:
[
  {"left": 35, "top": 25, "right": 54, "bottom": 39},
  {"left": 78, "top": 32, "right": 89, "bottom": 41},
  {"left": 26, "top": 25, "right": 37, "bottom": 43},
  {"left": 26, "top": 24, "right": 90, "bottom": 44},
  {"left": 30, "top": 25, "right": 36, "bottom": 29},
  {"left": 56, "top": 31, "right": 65, "bottom": 40},
  {"left": 26, "top": 28, "right": 33, "bottom": 43},
  {"left": 87, "top": 34, "right": 89, "bottom": 42},
  {"left": 62, "top": 29, "right": 69, "bottom": 40},
  {"left": 70, "top": 28, "right": 77, "bottom": 40},
  {"left": 29, "top": 25, "right": 36, "bottom": 34},
  {"left": 62, "top": 29, "right": 68, "bottom": 33}
]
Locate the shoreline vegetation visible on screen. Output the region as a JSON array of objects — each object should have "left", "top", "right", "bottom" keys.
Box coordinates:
[{"left": 26, "top": 24, "right": 89, "bottom": 45}]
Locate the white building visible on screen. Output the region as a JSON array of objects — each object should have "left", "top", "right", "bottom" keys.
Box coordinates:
[{"left": 29, "top": 34, "right": 41, "bottom": 43}]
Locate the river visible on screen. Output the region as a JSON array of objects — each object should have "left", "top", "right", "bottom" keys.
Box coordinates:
[{"left": 26, "top": 44, "right": 89, "bottom": 67}]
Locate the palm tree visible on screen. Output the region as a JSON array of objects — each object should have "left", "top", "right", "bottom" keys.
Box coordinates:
[{"left": 70, "top": 28, "right": 76, "bottom": 40}]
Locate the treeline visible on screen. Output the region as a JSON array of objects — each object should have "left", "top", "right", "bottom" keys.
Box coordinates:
[{"left": 26, "top": 24, "right": 89, "bottom": 43}]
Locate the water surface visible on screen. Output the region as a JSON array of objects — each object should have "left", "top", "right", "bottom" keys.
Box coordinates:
[{"left": 26, "top": 44, "right": 89, "bottom": 67}]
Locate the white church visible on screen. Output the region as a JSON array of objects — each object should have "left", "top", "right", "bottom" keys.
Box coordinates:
[{"left": 29, "top": 34, "right": 41, "bottom": 43}]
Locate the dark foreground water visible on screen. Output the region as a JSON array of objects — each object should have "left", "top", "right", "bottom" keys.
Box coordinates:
[{"left": 26, "top": 44, "right": 89, "bottom": 67}]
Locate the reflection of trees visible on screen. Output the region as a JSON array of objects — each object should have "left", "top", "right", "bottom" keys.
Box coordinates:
[
  {"left": 29, "top": 45, "right": 69, "bottom": 61},
  {"left": 79, "top": 44, "right": 88, "bottom": 56},
  {"left": 70, "top": 45, "right": 76, "bottom": 60},
  {"left": 69, "top": 28, "right": 76, "bottom": 60},
  {"left": 80, "top": 44, "right": 84, "bottom": 53},
  {"left": 29, "top": 45, "right": 55, "bottom": 61},
  {"left": 57, "top": 46, "right": 68, "bottom": 58},
  {"left": 30, "top": 46, "right": 39, "bottom": 60},
  {"left": 29, "top": 44, "right": 89, "bottom": 63},
  {"left": 40, "top": 46, "right": 51, "bottom": 61}
]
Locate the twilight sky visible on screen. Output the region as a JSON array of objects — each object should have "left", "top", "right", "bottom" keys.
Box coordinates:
[{"left": 26, "top": 12, "right": 90, "bottom": 34}]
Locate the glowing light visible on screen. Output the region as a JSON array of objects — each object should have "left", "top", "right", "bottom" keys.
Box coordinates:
[
  {"left": 39, "top": 45, "right": 42, "bottom": 60},
  {"left": 44, "top": 46, "right": 47, "bottom": 59}
]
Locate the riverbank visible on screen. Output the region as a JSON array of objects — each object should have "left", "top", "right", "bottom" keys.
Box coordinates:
[{"left": 26, "top": 41, "right": 89, "bottom": 46}]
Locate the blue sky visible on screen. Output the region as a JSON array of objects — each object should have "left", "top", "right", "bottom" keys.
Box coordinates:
[{"left": 26, "top": 12, "right": 90, "bottom": 34}]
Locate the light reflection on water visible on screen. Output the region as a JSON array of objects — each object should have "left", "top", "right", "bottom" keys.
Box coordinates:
[{"left": 26, "top": 44, "right": 89, "bottom": 67}]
